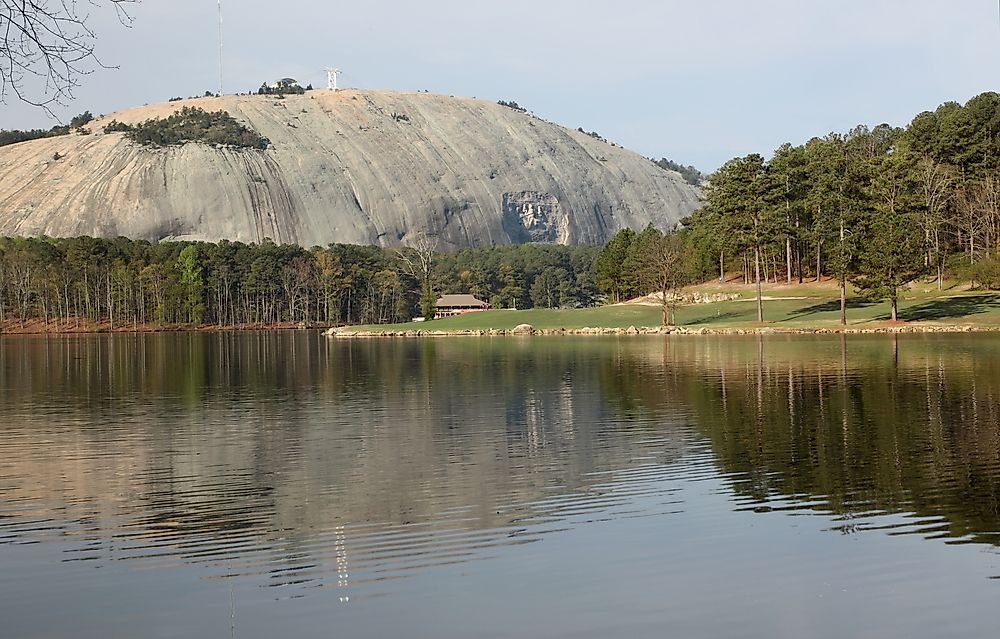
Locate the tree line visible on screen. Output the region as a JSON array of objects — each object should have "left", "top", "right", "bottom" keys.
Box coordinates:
[
  {"left": 0, "top": 237, "right": 599, "bottom": 330},
  {"left": 0, "top": 111, "right": 94, "bottom": 148},
  {"left": 596, "top": 91, "right": 1000, "bottom": 323}
]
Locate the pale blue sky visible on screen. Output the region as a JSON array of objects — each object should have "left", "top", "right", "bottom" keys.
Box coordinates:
[{"left": 3, "top": 0, "right": 999, "bottom": 170}]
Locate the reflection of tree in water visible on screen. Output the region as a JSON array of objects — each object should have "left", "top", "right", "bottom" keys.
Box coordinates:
[
  {"left": 0, "top": 334, "right": 695, "bottom": 591},
  {"left": 599, "top": 335, "right": 1000, "bottom": 546},
  {"left": 5, "top": 331, "right": 998, "bottom": 595}
]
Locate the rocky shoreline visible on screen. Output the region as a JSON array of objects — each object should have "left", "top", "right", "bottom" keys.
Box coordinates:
[{"left": 326, "top": 323, "right": 1000, "bottom": 338}]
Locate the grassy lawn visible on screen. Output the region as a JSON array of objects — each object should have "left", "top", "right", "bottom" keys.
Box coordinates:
[
  {"left": 356, "top": 305, "right": 664, "bottom": 332},
  {"left": 347, "top": 280, "right": 1000, "bottom": 333},
  {"left": 680, "top": 294, "right": 1000, "bottom": 327}
]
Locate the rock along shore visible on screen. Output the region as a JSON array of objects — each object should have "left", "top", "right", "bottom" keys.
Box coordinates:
[{"left": 326, "top": 323, "right": 1000, "bottom": 338}]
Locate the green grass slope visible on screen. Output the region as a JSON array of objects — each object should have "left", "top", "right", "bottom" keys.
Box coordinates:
[{"left": 350, "top": 280, "right": 1000, "bottom": 333}]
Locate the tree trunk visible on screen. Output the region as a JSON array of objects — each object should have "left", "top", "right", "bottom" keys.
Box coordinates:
[
  {"left": 719, "top": 250, "right": 725, "bottom": 283},
  {"left": 797, "top": 240, "right": 803, "bottom": 284},
  {"left": 786, "top": 236, "right": 793, "bottom": 283},
  {"left": 755, "top": 246, "right": 763, "bottom": 323},
  {"left": 839, "top": 219, "right": 846, "bottom": 325},
  {"left": 816, "top": 244, "right": 822, "bottom": 283},
  {"left": 107, "top": 272, "right": 114, "bottom": 331},
  {"left": 795, "top": 215, "right": 803, "bottom": 283},
  {"left": 934, "top": 229, "right": 943, "bottom": 291},
  {"left": 839, "top": 277, "right": 847, "bottom": 326},
  {"left": 891, "top": 294, "right": 898, "bottom": 322}
]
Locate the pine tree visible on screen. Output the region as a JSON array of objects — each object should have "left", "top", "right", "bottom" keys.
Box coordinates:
[
  {"left": 856, "top": 152, "right": 925, "bottom": 321},
  {"left": 705, "top": 154, "right": 776, "bottom": 322}
]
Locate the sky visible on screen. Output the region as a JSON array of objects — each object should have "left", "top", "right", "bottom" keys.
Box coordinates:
[{"left": 2, "top": 0, "right": 999, "bottom": 171}]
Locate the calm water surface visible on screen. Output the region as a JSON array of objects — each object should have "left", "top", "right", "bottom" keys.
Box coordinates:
[{"left": 0, "top": 333, "right": 999, "bottom": 638}]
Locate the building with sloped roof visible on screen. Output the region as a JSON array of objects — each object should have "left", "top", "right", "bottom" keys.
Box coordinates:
[{"left": 435, "top": 294, "right": 489, "bottom": 319}]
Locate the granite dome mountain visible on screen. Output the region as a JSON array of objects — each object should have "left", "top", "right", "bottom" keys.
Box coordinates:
[{"left": 0, "top": 90, "right": 701, "bottom": 248}]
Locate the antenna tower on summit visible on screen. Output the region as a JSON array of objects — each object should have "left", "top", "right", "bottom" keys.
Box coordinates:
[
  {"left": 326, "top": 68, "right": 342, "bottom": 91},
  {"left": 218, "top": 0, "right": 224, "bottom": 95}
]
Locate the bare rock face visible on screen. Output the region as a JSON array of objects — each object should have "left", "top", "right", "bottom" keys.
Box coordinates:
[
  {"left": 502, "top": 191, "right": 568, "bottom": 243},
  {"left": 0, "top": 90, "right": 701, "bottom": 248}
]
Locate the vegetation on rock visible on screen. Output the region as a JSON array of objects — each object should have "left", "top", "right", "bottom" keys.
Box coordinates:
[
  {"left": 104, "top": 107, "right": 269, "bottom": 149},
  {"left": 257, "top": 79, "right": 304, "bottom": 95},
  {"left": 654, "top": 158, "right": 704, "bottom": 186},
  {"left": 578, "top": 128, "right": 607, "bottom": 143},
  {"left": 497, "top": 100, "right": 527, "bottom": 112},
  {"left": 0, "top": 111, "right": 94, "bottom": 147}
]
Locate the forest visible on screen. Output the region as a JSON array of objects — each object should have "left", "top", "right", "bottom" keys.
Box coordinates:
[
  {"left": 597, "top": 91, "right": 1000, "bottom": 323},
  {"left": 0, "top": 237, "right": 600, "bottom": 329}
]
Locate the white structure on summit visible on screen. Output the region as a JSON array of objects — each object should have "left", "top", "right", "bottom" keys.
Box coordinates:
[
  {"left": 218, "top": 1, "right": 224, "bottom": 95},
  {"left": 326, "top": 68, "right": 342, "bottom": 91}
]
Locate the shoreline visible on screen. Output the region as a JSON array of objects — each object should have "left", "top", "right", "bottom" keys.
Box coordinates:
[
  {"left": 0, "top": 319, "right": 327, "bottom": 335},
  {"left": 4, "top": 319, "right": 998, "bottom": 338},
  {"left": 327, "top": 323, "right": 1000, "bottom": 338}
]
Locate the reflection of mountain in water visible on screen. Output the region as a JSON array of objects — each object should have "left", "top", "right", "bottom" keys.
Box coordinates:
[
  {"left": 600, "top": 336, "right": 1000, "bottom": 546},
  {"left": 2, "top": 333, "right": 999, "bottom": 598},
  {"left": 0, "top": 334, "right": 699, "bottom": 592}
]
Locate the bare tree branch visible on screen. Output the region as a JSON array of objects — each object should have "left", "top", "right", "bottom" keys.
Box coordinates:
[{"left": 1, "top": 1, "right": 136, "bottom": 116}]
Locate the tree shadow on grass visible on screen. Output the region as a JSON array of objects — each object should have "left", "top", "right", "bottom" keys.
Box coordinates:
[
  {"left": 899, "top": 294, "right": 1000, "bottom": 322},
  {"left": 687, "top": 311, "right": 744, "bottom": 326},
  {"left": 781, "top": 298, "right": 876, "bottom": 322}
]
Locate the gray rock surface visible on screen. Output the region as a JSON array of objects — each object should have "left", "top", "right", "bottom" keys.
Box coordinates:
[{"left": 0, "top": 90, "right": 701, "bottom": 248}]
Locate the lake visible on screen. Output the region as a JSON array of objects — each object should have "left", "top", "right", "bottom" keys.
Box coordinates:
[{"left": 1, "top": 332, "right": 998, "bottom": 638}]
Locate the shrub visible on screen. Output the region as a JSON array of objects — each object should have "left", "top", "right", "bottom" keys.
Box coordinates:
[
  {"left": 70, "top": 111, "right": 94, "bottom": 129},
  {"left": 498, "top": 100, "right": 527, "bottom": 112},
  {"left": 578, "top": 127, "right": 607, "bottom": 143},
  {"left": 967, "top": 256, "right": 1000, "bottom": 290},
  {"left": 103, "top": 120, "right": 132, "bottom": 133}
]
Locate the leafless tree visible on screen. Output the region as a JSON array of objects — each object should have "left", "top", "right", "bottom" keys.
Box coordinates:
[
  {"left": 1, "top": 0, "right": 136, "bottom": 114},
  {"left": 394, "top": 235, "right": 438, "bottom": 320},
  {"left": 916, "top": 158, "right": 955, "bottom": 289},
  {"left": 637, "top": 233, "right": 690, "bottom": 326},
  {"left": 953, "top": 177, "right": 1000, "bottom": 265}
]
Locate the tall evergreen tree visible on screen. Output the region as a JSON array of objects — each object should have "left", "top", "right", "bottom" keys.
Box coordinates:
[
  {"left": 594, "top": 228, "right": 636, "bottom": 303},
  {"left": 768, "top": 143, "right": 809, "bottom": 283},
  {"left": 705, "top": 154, "right": 775, "bottom": 322},
  {"left": 856, "top": 152, "right": 926, "bottom": 321}
]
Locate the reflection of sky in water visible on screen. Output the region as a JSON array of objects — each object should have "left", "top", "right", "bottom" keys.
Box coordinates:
[{"left": 0, "top": 333, "right": 999, "bottom": 638}]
